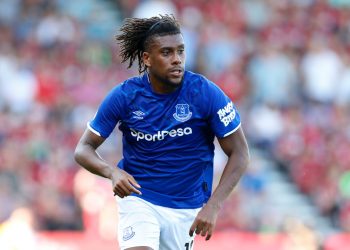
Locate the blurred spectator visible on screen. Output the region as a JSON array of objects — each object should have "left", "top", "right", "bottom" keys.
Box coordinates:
[
  {"left": 301, "top": 37, "right": 343, "bottom": 104},
  {"left": 132, "top": 0, "right": 178, "bottom": 18},
  {"left": 335, "top": 52, "right": 350, "bottom": 107},
  {"left": 247, "top": 41, "right": 298, "bottom": 107},
  {"left": 200, "top": 21, "right": 244, "bottom": 77},
  {"left": 240, "top": 0, "right": 271, "bottom": 31},
  {"left": 179, "top": 6, "right": 202, "bottom": 71},
  {"left": 246, "top": 103, "right": 285, "bottom": 148},
  {"left": 282, "top": 217, "right": 320, "bottom": 250},
  {"left": 0, "top": 207, "right": 37, "bottom": 250}
]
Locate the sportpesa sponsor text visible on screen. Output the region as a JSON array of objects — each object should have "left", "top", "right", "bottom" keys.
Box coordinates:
[
  {"left": 130, "top": 127, "right": 193, "bottom": 141},
  {"left": 129, "top": 101, "right": 236, "bottom": 141}
]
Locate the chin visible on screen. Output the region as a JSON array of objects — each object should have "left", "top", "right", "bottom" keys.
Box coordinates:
[
  {"left": 168, "top": 76, "right": 184, "bottom": 86},
  {"left": 170, "top": 80, "right": 182, "bottom": 86}
]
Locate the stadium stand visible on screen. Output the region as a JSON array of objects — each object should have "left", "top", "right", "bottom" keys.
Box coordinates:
[{"left": 1, "top": 0, "right": 350, "bottom": 249}]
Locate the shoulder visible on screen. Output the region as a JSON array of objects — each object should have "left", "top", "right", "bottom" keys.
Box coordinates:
[
  {"left": 113, "top": 75, "right": 144, "bottom": 93},
  {"left": 185, "top": 71, "right": 219, "bottom": 88},
  {"left": 184, "top": 71, "right": 223, "bottom": 95},
  {"left": 107, "top": 75, "right": 145, "bottom": 99},
  {"left": 184, "top": 71, "right": 209, "bottom": 85},
  {"left": 97, "top": 75, "right": 145, "bottom": 110}
]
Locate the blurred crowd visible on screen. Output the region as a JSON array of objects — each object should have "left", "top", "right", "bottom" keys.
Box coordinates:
[{"left": 1, "top": 0, "right": 350, "bottom": 238}]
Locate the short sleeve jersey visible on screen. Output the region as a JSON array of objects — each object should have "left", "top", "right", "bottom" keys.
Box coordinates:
[{"left": 89, "top": 71, "right": 241, "bottom": 209}]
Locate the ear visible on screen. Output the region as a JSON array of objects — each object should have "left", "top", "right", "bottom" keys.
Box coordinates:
[{"left": 143, "top": 51, "right": 151, "bottom": 67}]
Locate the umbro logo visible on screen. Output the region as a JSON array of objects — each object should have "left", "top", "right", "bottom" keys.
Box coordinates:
[{"left": 132, "top": 110, "right": 145, "bottom": 120}]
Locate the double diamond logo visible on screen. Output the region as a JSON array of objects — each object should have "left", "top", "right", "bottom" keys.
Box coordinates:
[{"left": 132, "top": 110, "right": 145, "bottom": 120}]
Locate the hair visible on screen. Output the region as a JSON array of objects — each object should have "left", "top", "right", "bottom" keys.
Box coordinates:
[{"left": 116, "top": 15, "right": 181, "bottom": 74}]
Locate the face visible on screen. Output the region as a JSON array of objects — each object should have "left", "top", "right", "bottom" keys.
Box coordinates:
[{"left": 143, "top": 33, "right": 186, "bottom": 93}]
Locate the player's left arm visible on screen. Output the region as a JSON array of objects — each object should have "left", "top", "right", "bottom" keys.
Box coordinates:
[{"left": 189, "top": 126, "right": 249, "bottom": 240}]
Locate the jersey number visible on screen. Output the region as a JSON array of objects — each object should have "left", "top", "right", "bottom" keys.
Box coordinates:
[{"left": 185, "top": 240, "right": 194, "bottom": 250}]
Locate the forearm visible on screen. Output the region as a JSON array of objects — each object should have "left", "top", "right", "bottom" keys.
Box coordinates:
[
  {"left": 189, "top": 150, "right": 249, "bottom": 241},
  {"left": 207, "top": 152, "right": 248, "bottom": 209},
  {"left": 74, "top": 144, "right": 114, "bottom": 179}
]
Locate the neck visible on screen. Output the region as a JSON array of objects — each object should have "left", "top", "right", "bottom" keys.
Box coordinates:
[{"left": 148, "top": 74, "right": 181, "bottom": 94}]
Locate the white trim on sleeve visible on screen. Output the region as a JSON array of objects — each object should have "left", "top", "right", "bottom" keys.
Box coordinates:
[
  {"left": 223, "top": 123, "right": 241, "bottom": 137},
  {"left": 87, "top": 122, "right": 102, "bottom": 137}
]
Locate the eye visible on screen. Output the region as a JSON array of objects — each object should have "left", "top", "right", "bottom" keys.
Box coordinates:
[
  {"left": 178, "top": 49, "right": 184, "bottom": 54},
  {"left": 162, "top": 50, "right": 170, "bottom": 56}
]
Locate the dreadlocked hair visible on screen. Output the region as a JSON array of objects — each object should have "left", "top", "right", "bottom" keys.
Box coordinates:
[{"left": 116, "top": 14, "right": 181, "bottom": 74}]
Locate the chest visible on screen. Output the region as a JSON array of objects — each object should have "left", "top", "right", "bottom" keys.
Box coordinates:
[{"left": 128, "top": 95, "right": 198, "bottom": 130}]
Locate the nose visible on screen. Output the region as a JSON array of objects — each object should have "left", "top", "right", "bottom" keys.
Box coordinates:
[{"left": 172, "top": 53, "right": 182, "bottom": 65}]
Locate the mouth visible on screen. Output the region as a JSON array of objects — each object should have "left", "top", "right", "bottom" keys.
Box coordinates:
[{"left": 169, "top": 68, "right": 184, "bottom": 78}]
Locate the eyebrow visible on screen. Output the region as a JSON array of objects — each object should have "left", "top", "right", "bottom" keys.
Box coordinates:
[{"left": 160, "top": 44, "right": 185, "bottom": 50}]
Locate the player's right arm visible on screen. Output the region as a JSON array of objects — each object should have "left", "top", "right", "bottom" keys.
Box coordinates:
[{"left": 74, "top": 128, "right": 141, "bottom": 198}]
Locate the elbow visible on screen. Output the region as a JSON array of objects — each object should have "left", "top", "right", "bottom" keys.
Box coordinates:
[
  {"left": 240, "top": 147, "right": 250, "bottom": 174},
  {"left": 243, "top": 151, "right": 250, "bottom": 172},
  {"left": 73, "top": 144, "right": 83, "bottom": 165}
]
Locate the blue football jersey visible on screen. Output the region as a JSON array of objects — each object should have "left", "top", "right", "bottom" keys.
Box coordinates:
[{"left": 88, "top": 71, "right": 241, "bottom": 209}]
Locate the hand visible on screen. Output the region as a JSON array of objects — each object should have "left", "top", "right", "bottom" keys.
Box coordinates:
[
  {"left": 189, "top": 203, "right": 220, "bottom": 241},
  {"left": 110, "top": 167, "right": 142, "bottom": 198}
]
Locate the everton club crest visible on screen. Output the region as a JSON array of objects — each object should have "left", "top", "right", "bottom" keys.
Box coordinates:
[
  {"left": 122, "top": 226, "right": 135, "bottom": 241},
  {"left": 173, "top": 103, "right": 192, "bottom": 122}
]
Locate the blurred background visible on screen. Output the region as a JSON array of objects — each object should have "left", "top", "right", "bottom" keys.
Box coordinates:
[{"left": 1, "top": 0, "right": 350, "bottom": 249}]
